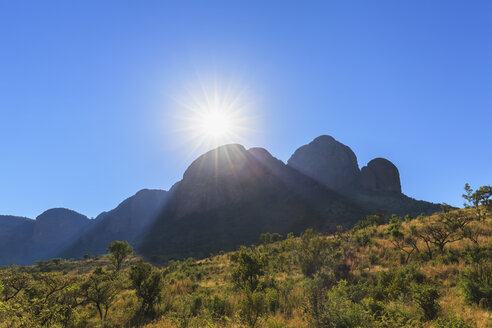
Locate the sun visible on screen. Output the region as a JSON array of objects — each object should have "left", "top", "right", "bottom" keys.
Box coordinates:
[
  {"left": 199, "top": 109, "right": 232, "bottom": 138},
  {"left": 172, "top": 77, "right": 257, "bottom": 154}
]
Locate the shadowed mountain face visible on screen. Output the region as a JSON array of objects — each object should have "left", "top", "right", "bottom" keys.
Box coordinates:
[
  {"left": 0, "top": 135, "right": 440, "bottom": 265},
  {"left": 62, "top": 189, "right": 169, "bottom": 258},
  {"left": 360, "top": 158, "right": 401, "bottom": 193},
  {"left": 287, "top": 135, "right": 440, "bottom": 216},
  {"left": 138, "top": 144, "right": 367, "bottom": 262},
  {"left": 0, "top": 190, "right": 169, "bottom": 266},
  {"left": 0, "top": 209, "right": 91, "bottom": 266},
  {"left": 0, "top": 216, "right": 35, "bottom": 266},
  {"left": 288, "top": 135, "right": 360, "bottom": 190}
]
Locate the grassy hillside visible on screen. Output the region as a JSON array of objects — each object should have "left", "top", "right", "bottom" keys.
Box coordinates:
[{"left": 1, "top": 206, "right": 491, "bottom": 327}]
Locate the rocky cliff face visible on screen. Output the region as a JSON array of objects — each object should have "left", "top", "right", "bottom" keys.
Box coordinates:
[
  {"left": 288, "top": 135, "right": 361, "bottom": 190},
  {"left": 360, "top": 158, "right": 401, "bottom": 193}
]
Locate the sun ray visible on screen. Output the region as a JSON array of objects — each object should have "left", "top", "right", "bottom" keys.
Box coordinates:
[{"left": 171, "top": 76, "right": 258, "bottom": 159}]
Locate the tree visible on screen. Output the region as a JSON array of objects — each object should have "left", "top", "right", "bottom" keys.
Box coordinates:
[
  {"left": 25, "top": 272, "right": 81, "bottom": 327},
  {"left": 463, "top": 183, "right": 492, "bottom": 221},
  {"left": 230, "top": 247, "right": 270, "bottom": 327},
  {"left": 81, "top": 267, "right": 120, "bottom": 320},
  {"left": 239, "top": 290, "right": 268, "bottom": 328},
  {"left": 417, "top": 210, "right": 471, "bottom": 257},
  {"left": 129, "top": 260, "right": 164, "bottom": 317},
  {"left": 305, "top": 278, "right": 372, "bottom": 328},
  {"left": 388, "top": 217, "right": 420, "bottom": 263},
  {"left": 107, "top": 240, "right": 133, "bottom": 271},
  {"left": 297, "top": 229, "right": 340, "bottom": 278},
  {"left": 1, "top": 272, "right": 30, "bottom": 301},
  {"left": 411, "top": 283, "right": 440, "bottom": 321},
  {"left": 260, "top": 232, "right": 283, "bottom": 244},
  {"left": 230, "top": 248, "right": 268, "bottom": 292}
]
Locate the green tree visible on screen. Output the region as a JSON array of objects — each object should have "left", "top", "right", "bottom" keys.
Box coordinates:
[
  {"left": 417, "top": 210, "right": 471, "bottom": 257},
  {"left": 107, "top": 240, "right": 133, "bottom": 271},
  {"left": 230, "top": 248, "right": 268, "bottom": 292},
  {"left": 305, "top": 278, "right": 372, "bottom": 328},
  {"left": 411, "top": 283, "right": 440, "bottom": 321},
  {"left": 388, "top": 218, "right": 420, "bottom": 263},
  {"left": 81, "top": 267, "right": 120, "bottom": 320},
  {"left": 129, "top": 260, "right": 164, "bottom": 317},
  {"left": 23, "top": 272, "right": 81, "bottom": 327},
  {"left": 1, "top": 272, "right": 30, "bottom": 301},
  {"left": 459, "top": 249, "right": 492, "bottom": 309},
  {"left": 239, "top": 290, "right": 268, "bottom": 328},
  {"left": 463, "top": 183, "right": 492, "bottom": 221},
  {"left": 297, "top": 229, "right": 340, "bottom": 278}
]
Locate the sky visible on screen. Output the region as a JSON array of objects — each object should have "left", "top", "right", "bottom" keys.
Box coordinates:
[{"left": 1, "top": 1, "right": 491, "bottom": 219}]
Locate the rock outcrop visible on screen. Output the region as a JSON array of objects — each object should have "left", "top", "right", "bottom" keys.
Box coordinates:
[
  {"left": 287, "top": 135, "right": 360, "bottom": 190},
  {"left": 360, "top": 158, "right": 401, "bottom": 193}
]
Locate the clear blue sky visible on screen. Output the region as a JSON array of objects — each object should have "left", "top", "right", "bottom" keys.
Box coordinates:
[{"left": 1, "top": 1, "right": 491, "bottom": 219}]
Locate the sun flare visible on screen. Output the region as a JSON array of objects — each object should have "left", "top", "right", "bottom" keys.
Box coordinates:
[
  {"left": 199, "top": 109, "right": 233, "bottom": 138},
  {"left": 172, "top": 77, "right": 257, "bottom": 154}
]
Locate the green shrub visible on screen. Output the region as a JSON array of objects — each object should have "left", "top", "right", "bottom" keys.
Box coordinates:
[
  {"left": 411, "top": 283, "right": 440, "bottom": 321},
  {"left": 375, "top": 265, "right": 425, "bottom": 301},
  {"left": 239, "top": 290, "right": 268, "bottom": 328},
  {"left": 434, "top": 316, "right": 472, "bottom": 328},
  {"left": 376, "top": 306, "right": 421, "bottom": 327},
  {"left": 305, "top": 278, "right": 373, "bottom": 328},
  {"left": 459, "top": 262, "right": 492, "bottom": 309},
  {"left": 208, "top": 295, "right": 227, "bottom": 319}
]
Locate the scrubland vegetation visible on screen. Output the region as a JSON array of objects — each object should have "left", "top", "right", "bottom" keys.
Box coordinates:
[{"left": 1, "top": 185, "right": 491, "bottom": 327}]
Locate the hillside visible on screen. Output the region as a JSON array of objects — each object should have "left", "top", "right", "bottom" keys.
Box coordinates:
[{"left": 1, "top": 201, "right": 490, "bottom": 327}]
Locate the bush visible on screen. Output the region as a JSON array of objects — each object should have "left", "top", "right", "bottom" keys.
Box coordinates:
[
  {"left": 230, "top": 248, "right": 268, "bottom": 292},
  {"left": 208, "top": 295, "right": 227, "bottom": 319},
  {"left": 305, "top": 278, "right": 373, "bottom": 328},
  {"left": 375, "top": 265, "right": 425, "bottom": 301},
  {"left": 459, "top": 262, "right": 492, "bottom": 309},
  {"left": 411, "top": 283, "right": 440, "bottom": 321},
  {"left": 297, "top": 229, "right": 340, "bottom": 278},
  {"left": 434, "top": 316, "right": 472, "bottom": 328},
  {"left": 376, "top": 306, "right": 421, "bottom": 328},
  {"left": 239, "top": 290, "right": 268, "bottom": 328},
  {"left": 129, "top": 260, "right": 164, "bottom": 318}
]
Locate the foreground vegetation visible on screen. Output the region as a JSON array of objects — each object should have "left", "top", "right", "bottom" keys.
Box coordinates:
[{"left": 1, "top": 185, "right": 491, "bottom": 327}]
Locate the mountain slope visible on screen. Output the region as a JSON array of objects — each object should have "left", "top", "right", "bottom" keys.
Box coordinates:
[
  {"left": 0, "top": 209, "right": 91, "bottom": 266},
  {"left": 61, "top": 189, "right": 169, "bottom": 258},
  {"left": 139, "top": 144, "right": 366, "bottom": 262}
]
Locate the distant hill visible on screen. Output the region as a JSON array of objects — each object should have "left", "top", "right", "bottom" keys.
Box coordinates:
[
  {"left": 0, "top": 190, "right": 169, "bottom": 266},
  {"left": 0, "top": 209, "right": 91, "bottom": 266},
  {"left": 62, "top": 189, "right": 169, "bottom": 258}
]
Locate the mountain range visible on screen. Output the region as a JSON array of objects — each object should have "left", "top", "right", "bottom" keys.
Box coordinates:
[{"left": 0, "top": 135, "right": 441, "bottom": 265}]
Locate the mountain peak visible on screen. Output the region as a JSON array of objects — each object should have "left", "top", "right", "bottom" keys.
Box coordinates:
[
  {"left": 360, "top": 157, "right": 401, "bottom": 193},
  {"left": 288, "top": 135, "right": 360, "bottom": 190},
  {"left": 36, "top": 208, "right": 89, "bottom": 222}
]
